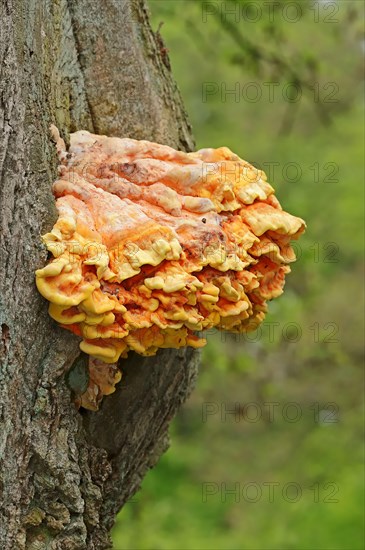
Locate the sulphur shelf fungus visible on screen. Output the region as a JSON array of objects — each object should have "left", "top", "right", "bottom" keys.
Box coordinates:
[{"left": 35, "top": 126, "right": 305, "bottom": 410}]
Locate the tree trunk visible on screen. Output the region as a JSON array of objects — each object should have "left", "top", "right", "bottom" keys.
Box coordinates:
[{"left": 0, "top": 1, "right": 199, "bottom": 548}]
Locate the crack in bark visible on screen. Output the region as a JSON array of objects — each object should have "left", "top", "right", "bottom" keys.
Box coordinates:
[{"left": 66, "top": 0, "right": 97, "bottom": 134}]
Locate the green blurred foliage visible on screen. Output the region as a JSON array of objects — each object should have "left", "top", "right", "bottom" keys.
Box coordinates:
[{"left": 113, "top": 1, "right": 364, "bottom": 548}]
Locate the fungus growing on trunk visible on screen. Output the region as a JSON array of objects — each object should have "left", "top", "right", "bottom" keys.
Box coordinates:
[{"left": 35, "top": 127, "right": 305, "bottom": 409}]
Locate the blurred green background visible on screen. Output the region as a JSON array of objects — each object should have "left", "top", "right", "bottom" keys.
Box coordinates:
[{"left": 113, "top": 1, "right": 364, "bottom": 549}]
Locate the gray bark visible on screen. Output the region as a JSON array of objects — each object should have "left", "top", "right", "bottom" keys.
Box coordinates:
[{"left": 0, "top": 1, "right": 199, "bottom": 548}]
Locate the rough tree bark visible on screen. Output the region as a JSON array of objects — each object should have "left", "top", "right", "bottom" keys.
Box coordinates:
[{"left": 0, "top": 0, "right": 199, "bottom": 548}]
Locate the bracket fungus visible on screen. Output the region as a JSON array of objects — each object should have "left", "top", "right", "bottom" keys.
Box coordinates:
[{"left": 35, "top": 126, "right": 305, "bottom": 409}]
